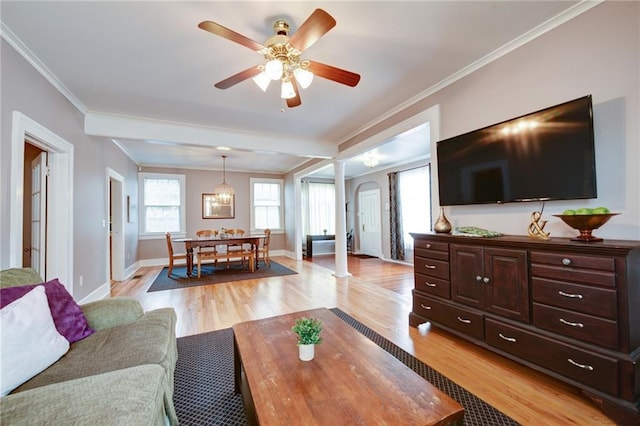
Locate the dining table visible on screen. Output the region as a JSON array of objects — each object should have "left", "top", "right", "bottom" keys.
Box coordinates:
[{"left": 177, "top": 233, "right": 266, "bottom": 277}]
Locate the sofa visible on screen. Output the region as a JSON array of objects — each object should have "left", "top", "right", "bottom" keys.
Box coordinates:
[{"left": 0, "top": 268, "right": 179, "bottom": 425}]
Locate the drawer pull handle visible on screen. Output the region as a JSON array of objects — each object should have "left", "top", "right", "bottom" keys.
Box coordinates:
[
  {"left": 558, "top": 290, "right": 583, "bottom": 299},
  {"left": 425, "top": 282, "right": 437, "bottom": 287},
  {"left": 499, "top": 333, "right": 517, "bottom": 343},
  {"left": 568, "top": 358, "right": 594, "bottom": 371},
  {"left": 457, "top": 316, "right": 472, "bottom": 324},
  {"left": 483, "top": 277, "right": 490, "bottom": 284},
  {"left": 420, "top": 304, "right": 432, "bottom": 310},
  {"left": 425, "top": 264, "right": 436, "bottom": 269},
  {"left": 560, "top": 318, "right": 584, "bottom": 328},
  {"left": 476, "top": 275, "right": 482, "bottom": 282},
  {"left": 562, "top": 258, "right": 572, "bottom": 266},
  {"left": 425, "top": 243, "right": 431, "bottom": 249}
]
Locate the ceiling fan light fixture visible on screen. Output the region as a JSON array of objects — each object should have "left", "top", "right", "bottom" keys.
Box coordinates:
[
  {"left": 280, "top": 80, "right": 296, "bottom": 99},
  {"left": 200, "top": 9, "right": 360, "bottom": 108},
  {"left": 265, "top": 59, "right": 284, "bottom": 80},
  {"left": 294, "top": 68, "right": 314, "bottom": 89},
  {"left": 252, "top": 71, "right": 271, "bottom": 92}
]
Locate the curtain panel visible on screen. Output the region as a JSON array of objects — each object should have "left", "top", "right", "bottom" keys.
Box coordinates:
[{"left": 388, "top": 171, "right": 404, "bottom": 261}]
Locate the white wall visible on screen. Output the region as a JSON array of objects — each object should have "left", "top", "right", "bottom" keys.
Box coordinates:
[
  {"left": 1, "top": 39, "right": 139, "bottom": 300},
  {"left": 340, "top": 1, "right": 640, "bottom": 241},
  {"left": 136, "top": 166, "right": 286, "bottom": 260}
]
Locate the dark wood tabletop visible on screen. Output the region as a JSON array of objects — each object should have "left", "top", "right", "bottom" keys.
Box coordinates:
[{"left": 232, "top": 308, "right": 464, "bottom": 425}]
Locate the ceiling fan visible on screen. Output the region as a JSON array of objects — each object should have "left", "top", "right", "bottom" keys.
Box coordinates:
[{"left": 198, "top": 9, "right": 361, "bottom": 108}]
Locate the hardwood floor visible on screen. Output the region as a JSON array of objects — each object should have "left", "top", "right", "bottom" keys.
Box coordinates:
[{"left": 112, "top": 255, "right": 614, "bottom": 425}]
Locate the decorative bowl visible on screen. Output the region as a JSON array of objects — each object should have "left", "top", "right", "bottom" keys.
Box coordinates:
[{"left": 553, "top": 213, "right": 619, "bottom": 242}]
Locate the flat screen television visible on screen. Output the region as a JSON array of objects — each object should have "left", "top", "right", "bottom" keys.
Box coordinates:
[{"left": 437, "top": 95, "right": 597, "bottom": 206}]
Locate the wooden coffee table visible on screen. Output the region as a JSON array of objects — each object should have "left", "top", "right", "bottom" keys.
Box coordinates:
[{"left": 232, "top": 308, "right": 464, "bottom": 425}]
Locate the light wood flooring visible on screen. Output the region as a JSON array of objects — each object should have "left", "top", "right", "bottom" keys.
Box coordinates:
[{"left": 112, "top": 255, "right": 614, "bottom": 425}]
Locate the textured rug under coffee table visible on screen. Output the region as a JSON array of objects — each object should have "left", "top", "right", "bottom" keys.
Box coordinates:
[
  {"left": 173, "top": 308, "right": 520, "bottom": 426},
  {"left": 148, "top": 261, "right": 297, "bottom": 292}
]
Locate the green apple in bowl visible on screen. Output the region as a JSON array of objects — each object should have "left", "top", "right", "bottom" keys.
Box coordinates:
[
  {"left": 592, "top": 207, "right": 610, "bottom": 214},
  {"left": 574, "top": 208, "right": 593, "bottom": 215},
  {"left": 562, "top": 209, "right": 576, "bottom": 215}
]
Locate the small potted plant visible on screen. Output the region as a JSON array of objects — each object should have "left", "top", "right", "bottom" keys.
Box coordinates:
[{"left": 292, "top": 317, "right": 323, "bottom": 361}]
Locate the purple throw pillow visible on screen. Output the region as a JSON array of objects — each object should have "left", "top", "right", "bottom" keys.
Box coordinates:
[{"left": 0, "top": 279, "right": 94, "bottom": 343}]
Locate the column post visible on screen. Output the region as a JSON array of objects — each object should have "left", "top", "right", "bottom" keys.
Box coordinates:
[{"left": 334, "top": 160, "right": 351, "bottom": 277}]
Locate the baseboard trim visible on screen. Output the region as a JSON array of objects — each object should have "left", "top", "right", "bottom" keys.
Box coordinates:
[{"left": 78, "top": 282, "right": 110, "bottom": 304}]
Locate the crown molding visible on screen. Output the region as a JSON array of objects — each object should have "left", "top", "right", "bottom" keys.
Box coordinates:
[
  {"left": 338, "top": 0, "right": 605, "bottom": 146},
  {"left": 1, "top": 21, "right": 88, "bottom": 114}
]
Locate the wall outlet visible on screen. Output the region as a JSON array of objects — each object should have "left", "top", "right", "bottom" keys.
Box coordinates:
[{"left": 79, "top": 275, "right": 84, "bottom": 286}]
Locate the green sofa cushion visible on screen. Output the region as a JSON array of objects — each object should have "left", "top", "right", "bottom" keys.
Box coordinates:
[
  {"left": 0, "top": 268, "right": 43, "bottom": 288},
  {"left": 1, "top": 365, "right": 177, "bottom": 425},
  {"left": 81, "top": 297, "right": 144, "bottom": 330},
  {"left": 12, "top": 308, "right": 178, "bottom": 395}
]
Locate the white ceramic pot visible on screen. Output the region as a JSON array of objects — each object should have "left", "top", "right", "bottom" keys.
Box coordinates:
[{"left": 298, "top": 343, "right": 315, "bottom": 361}]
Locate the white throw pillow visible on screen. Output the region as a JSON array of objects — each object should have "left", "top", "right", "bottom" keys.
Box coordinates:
[{"left": 0, "top": 286, "right": 69, "bottom": 396}]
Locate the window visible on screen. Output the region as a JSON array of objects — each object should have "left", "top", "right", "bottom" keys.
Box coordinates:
[
  {"left": 138, "top": 173, "right": 186, "bottom": 238},
  {"left": 250, "top": 178, "right": 283, "bottom": 232},
  {"left": 399, "top": 165, "right": 431, "bottom": 249},
  {"left": 302, "top": 181, "right": 335, "bottom": 235}
]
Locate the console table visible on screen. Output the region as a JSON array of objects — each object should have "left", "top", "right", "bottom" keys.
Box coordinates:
[
  {"left": 409, "top": 232, "right": 640, "bottom": 425},
  {"left": 303, "top": 234, "right": 335, "bottom": 258}
]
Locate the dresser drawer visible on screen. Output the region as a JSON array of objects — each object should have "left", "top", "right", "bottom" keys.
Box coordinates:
[
  {"left": 486, "top": 318, "right": 619, "bottom": 395},
  {"left": 532, "top": 277, "right": 617, "bottom": 319},
  {"left": 531, "top": 252, "right": 615, "bottom": 271},
  {"left": 413, "top": 292, "right": 483, "bottom": 340},
  {"left": 414, "top": 273, "right": 450, "bottom": 299},
  {"left": 531, "top": 264, "right": 615, "bottom": 288},
  {"left": 533, "top": 303, "right": 618, "bottom": 350},
  {"left": 414, "top": 240, "right": 449, "bottom": 261},
  {"left": 414, "top": 258, "right": 450, "bottom": 280}
]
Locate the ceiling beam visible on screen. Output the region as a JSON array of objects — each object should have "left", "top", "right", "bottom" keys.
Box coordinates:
[{"left": 84, "top": 112, "right": 336, "bottom": 159}]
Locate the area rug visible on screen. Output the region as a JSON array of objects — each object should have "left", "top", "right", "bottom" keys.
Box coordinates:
[
  {"left": 173, "top": 308, "right": 520, "bottom": 426},
  {"left": 147, "top": 261, "right": 298, "bottom": 292},
  {"left": 350, "top": 253, "right": 378, "bottom": 259}
]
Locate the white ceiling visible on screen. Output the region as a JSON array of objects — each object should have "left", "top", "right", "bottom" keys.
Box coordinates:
[{"left": 1, "top": 1, "right": 581, "bottom": 178}]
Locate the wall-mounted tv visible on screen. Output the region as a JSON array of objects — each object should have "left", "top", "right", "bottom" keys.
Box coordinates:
[{"left": 437, "top": 95, "right": 596, "bottom": 206}]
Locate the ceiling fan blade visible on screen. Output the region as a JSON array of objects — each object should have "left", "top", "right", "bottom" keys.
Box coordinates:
[
  {"left": 289, "top": 9, "right": 336, "bottom": 52},
  {"left": 286, "top": 79, "right": 302, "bottom": 108},
  {"left": 198, "top": 21, "right": 266, "bottom": 52},
  {"left": 308, "top": 61, "right": 361, "bottom": 87},
  {"left": 214, "top": 66, "right": 261, "bottom": 89}
]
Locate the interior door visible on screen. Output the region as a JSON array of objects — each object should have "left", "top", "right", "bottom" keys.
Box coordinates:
[
  {"left": 358, "top": 189, "right": 381, "bottom": 257},
  {"left": 31, "top": 152, "right": 47, "bottom": 276}
]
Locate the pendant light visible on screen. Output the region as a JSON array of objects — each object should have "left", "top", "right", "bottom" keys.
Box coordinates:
[{"left": 214, "top": 155, "right": 234, "bottom": 204}]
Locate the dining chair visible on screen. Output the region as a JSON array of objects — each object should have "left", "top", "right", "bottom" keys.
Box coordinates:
[
  {"left": 225, "top": 228, "right": 246, "bottom": 267},
  {"left": 165, "top": 232, "right": 188, "bottom": 277},
  {"left": 198, "top": 236, "right": 254, "bottom": 276},
  {"left": 257, "top": 229, "right": 271, "bottom": 267},
  {"left": 196, "top": 247, "right": 231, "bottom": 278},
  {"left": 196, "top": 229, "right": 219, "bottom": 265}
]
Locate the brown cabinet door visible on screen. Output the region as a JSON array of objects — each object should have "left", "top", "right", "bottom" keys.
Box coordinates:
[
  {"left": 451, "top": 244, "right": 484, "bottom": 309},
  {"left": 452, "top": 244, "right": 529, "bottom": 323},
  {"left": 484, "top": 248, "right": 529, "bottom": 322}
]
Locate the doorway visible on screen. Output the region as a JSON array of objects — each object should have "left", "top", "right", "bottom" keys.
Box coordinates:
[
  {"left": 22, "top": 144, "right": 48, "bottom": 276},
  {"left": 358, "top": 188, "right": 382, "bottom": 257},
  {"left": 9, "top": 112, "right": 74, "bottom": 293},
  {"left": 107, "top": 169, "right": 126, "bottom": 282}
]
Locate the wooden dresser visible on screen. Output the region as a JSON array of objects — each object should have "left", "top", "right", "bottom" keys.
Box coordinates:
[{"left": 409, "top": 233, "right": 640, "bottom": 425}]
